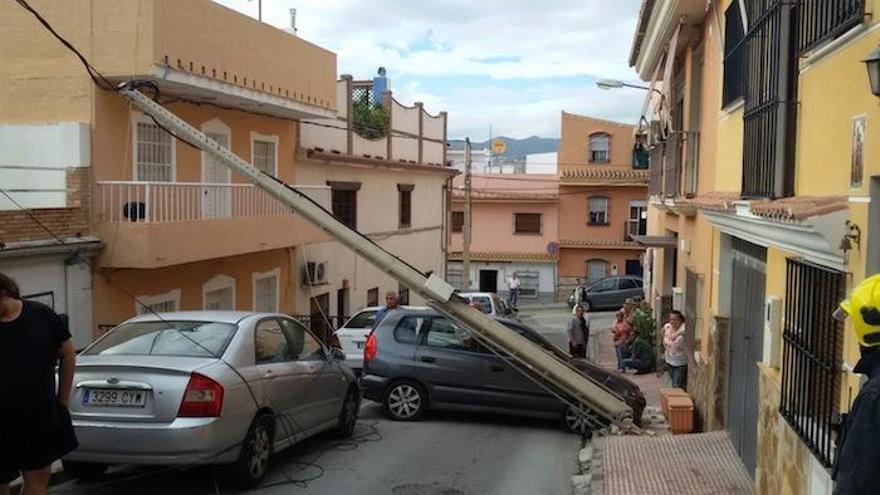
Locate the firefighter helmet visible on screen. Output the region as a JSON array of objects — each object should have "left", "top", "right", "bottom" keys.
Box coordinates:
[{"left": 839, "top": 274, "right": 880, "bottom": 347}]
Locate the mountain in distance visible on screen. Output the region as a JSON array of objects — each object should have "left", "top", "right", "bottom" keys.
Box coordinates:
[{"left": 448, "top": 135, "right": 559, "bottom": 161}]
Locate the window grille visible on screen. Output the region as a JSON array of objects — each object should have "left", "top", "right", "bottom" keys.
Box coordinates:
[
  {"left": 253, "top": 139, "right": 276, "bottom": 176},
  {"left": 797, "top": 0, "right": 865, "bottom": 55},
  {"left": 586, "top": 260, "right": 608, "bottom": 283},
  {"left": 136, "top": 122, "right": 173, "bottom": 182},
  {"left": 589, "top": 197, "right": 609, "bottom": 225},
  {"left": 331, "top": 189, "right": 357, "bottom": 229},
  {"left": 518, "top": 271, "right": 539, "bottom": 298},
  {"left": 589, "top": 133, "right": 610, "bottom": 163},
  {"left": 446, "top": 268, "right": 464, "bottom": 290},
  {"left": 451, "top": 211, "right": 464, "bottom": 233}
]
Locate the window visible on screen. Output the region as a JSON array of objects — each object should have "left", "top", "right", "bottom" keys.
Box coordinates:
[
  {"left": 203, "top": 274, "right": 235, "bottom": 311},
  {"left": 632, "top": 146, "right": 649, "bottom": 170},
  {"left": 367, "top": 287, "right": 379, "bottom": 307},
  {"left": 451, "top": 211, "right": 464, "bottom": 233},
  {"left": 255, "top": 319, "right": 292, "bottom": 363},
  {"left": 251, "top": 133, "right": 278, "bottom": 176},
  {"left": 780, "top": 259, "right": 845, "bottom": 467},
  {"left": 797, "top": 0, "right": 865, "bottom": 55},
  {"left": 446, "top": 267, "right": 464, "bottom": 289},
  {"left": 514, "top": 213, "right": 541, "bottom": 234},
  {"left": 328, "top": 181, "right": 360, "bottom": 229},
  {"left": 136, "top": 289, "right": 180, "bottom": 315},
  {"left": 627, "top": 202, "right": 648, "bottom": 239},
  {"left": 586, "top": 260, "right": 609, "bottom": 284},
  {"left": 398, "top": 184, "right": 413, "bottom": 228},
  {"left": 253, "top": 270, "right": 279, "bottom": 313},
  {"left": 134, "top": 117, "right": 174, "bottom": 182},
  {"left": 85, "top": 320, "right": 236, "bottom": 358},
  {"left": 279, "top": 318, "right": 324, "bottom": 361},
  {"left": 394, "top": 315, "right": 427, "bottom": 344},
  {"left": 722, "top": 2, "right": 746, "bottom": 107},
  {"left": 425, "top": 318, "right": 478, "bottom": 351},
  {"left": 588, "top": 197, "right": 609, "bottom": 225},
  {"left": 589, "top": 133, "right": 610, "bottom": 163},
  {"left": 518, "top": 271, "right": 539, "bottom": 298},
  {"left": 398, "top": 282, "right": 410, "bottom": 305}
]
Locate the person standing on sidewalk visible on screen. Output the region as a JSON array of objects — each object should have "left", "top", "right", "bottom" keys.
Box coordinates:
[
  {"left": 567, "top": 305, "right": 589, "bottom": 358},
  {"left": 373, "top": 291, "right": 400, "bottom": 327},
  {"left": 506, "top": 272, "right": 521, "bottom": 309},
  {"left": 832, "top": 274, "right": 880, "bottom": 495},
  {"left": 0, "top": 272, "right": 77, "bottom": 495},
  {"left": 663, "top": 310, "right": 688, "bottom": 389},
  {"left": 611, "top": 310, "right": 633, "bottom": 372}
]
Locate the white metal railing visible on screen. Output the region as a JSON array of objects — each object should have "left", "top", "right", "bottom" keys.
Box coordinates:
[{"left": 95, "top": 181, "right": 331, "bottom": 223}]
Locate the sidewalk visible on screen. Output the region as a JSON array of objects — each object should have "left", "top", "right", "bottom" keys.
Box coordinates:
[{"left": 588, "top": 321, "right": 754, "bottom": 495}]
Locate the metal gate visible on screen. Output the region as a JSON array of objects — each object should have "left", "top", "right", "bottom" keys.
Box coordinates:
[{"left": 726, "top": 238, "right": 766, "bottom": 478}]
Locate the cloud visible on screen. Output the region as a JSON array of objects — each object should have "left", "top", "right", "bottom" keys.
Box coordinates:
[{"left": 212, "top": 0, "right": 644, "bottom": 138}]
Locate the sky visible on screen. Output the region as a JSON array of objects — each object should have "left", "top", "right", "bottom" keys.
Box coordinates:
[{"left": 212, "top": 0, "right": 645, "bottom": 141}]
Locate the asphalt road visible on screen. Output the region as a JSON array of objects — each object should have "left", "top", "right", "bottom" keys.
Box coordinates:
[{"left": 49, "top": 307, "right": 602, "bottom": 495}]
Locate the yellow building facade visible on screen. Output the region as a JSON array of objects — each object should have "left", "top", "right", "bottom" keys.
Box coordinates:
[{"left": 631, "top": 0, "right": 880, "bottom": 493}]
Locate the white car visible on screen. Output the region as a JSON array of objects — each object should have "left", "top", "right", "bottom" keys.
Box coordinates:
[
  {"left": 459, "top": 292, "right": 518, "bottom": 319},
  {"left": 330, "top": 306, "right": 422, "bottom": 372}
]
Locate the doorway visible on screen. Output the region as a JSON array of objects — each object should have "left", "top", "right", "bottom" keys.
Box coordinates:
[
  {"left": 201, "top": 130, "right": 232, "bottom": 218},
  {"left": 310, "top": 293, "right": 331, "bottom": 343},
  {"left": 478, "top": 270, "right": 498, "bottom": 292},
  {"left": 726, "top": 237, "right": 766, "bottom": 478},
  {"left": 625, "top": 259, "right": 643, "bottom": 278},
  {"left": 336, "top": 288, "right": 349, "bottom": 329}
]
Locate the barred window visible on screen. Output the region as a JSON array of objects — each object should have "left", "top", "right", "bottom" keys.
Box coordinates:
[
  {"left": 779, "top": 258, "right": 845, "bottom": 467},
  {"left": 797, "top": 0, "right": 865, "bottom": 55},
  {"left": 135, "top": 121, "right": 173, "bottom": 182},
  {"left": 586, "top": 259, "right": 609, "bottom": 284},
  {"left": 518, "top": 271, "right": 539, "bottom": 298},
  {"left": 253, "top": 139, "right": 277, "bottom": 176},
  {"left": 445, "top": 268, "right": 464, "bottom": 290},
  {"left": 589, "top": 197, "right": 609, "bottom": 225},
  {"left": 589, "top": 133, "right": 610, "bottom": 163},
  {"left": 451, "top": 211, "right": 464, "bottom": 233},
  {"left": 514, "top": 213, "right": 541, "bottom": 234}
]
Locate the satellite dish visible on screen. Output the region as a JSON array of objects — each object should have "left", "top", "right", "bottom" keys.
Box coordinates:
[{"left": 546, "top": 242, "right": 560, "bottom": 256}]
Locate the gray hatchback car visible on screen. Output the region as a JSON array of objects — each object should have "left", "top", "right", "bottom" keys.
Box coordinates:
[{"left": 360, "top": 308, "right": 646, "bottom": 433}]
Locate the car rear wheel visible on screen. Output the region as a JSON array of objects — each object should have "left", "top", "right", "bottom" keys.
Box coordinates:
[
  {"left": 333, "top": 386, "right": 360, "bottom": 438},
  {"left": 382, "top": 380, "right": 426, "bottom": 421},
  {"left": 61, "top": 460, "right": 108, "bottom": 480},
  {"left": 562, "top": 405, "right": 595, "bottom": 436},
  {"left": 232, "top": 414, "right": 273, "bottom": 488}
]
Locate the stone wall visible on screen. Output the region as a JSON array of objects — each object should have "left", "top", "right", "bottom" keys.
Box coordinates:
[{"left": 688, "top": 315, "right": 729, "bottom": 431}]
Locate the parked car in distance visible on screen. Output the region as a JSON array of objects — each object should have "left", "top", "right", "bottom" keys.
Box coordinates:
[
  {"left": 458, "top": 292, "right": 517, "bottom": 319},
  {"left": 360, "top": 308, "right": 646, "bottom": 434},
  {"left": 64, "top": 311, "right": 360, "bottom": 488},
  {"left": 576, "top": 276, "right": 644, "bottom": 311},
  {"left": 330, "top": 306, "right": 423, "bottom": 373}
]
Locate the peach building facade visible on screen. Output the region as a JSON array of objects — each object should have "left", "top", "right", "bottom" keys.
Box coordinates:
[
  {"left": 556, "top": 112, "right": 649, "bottom": 299},
  {"left": 1, "top": 0, "right": 336, "bottom": 341},
  {"left": 448, "top": 174, "right": 559, "bottom": 303}
]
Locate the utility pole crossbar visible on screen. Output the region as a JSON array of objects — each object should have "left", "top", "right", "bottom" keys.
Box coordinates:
[{"left": 118, "top": 85, "right": 634, "bottom": 427}]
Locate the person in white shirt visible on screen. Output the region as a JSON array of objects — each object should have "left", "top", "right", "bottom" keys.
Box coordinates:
[
  {"left": 507, "top": 273, "right": 521, "bottom": 308},
  {"left": 663, "top": 310, "right": 688, "bottom": 389}
]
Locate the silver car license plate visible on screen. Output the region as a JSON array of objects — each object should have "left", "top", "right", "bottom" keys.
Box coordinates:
[{"left": 83, "top": 389, "right": 147, "bottom": 408}]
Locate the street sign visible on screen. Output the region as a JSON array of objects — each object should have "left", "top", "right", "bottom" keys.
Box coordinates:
[{"left": 491, "top": 139, "right": 506, "bottom": 155}]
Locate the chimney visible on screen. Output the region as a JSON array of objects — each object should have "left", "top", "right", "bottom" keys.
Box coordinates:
[{"left": 288, "top": 8, "right": 298, "bottom": 36}]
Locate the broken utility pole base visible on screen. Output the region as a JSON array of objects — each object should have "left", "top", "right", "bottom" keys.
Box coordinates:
[{"left": 116, "top": 83, "right": 636, "bottom": 430}]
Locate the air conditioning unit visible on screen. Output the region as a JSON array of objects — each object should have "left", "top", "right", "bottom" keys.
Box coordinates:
[
  {"left": 303, "top": 261, "right": 328, "bottom": 286},
  {"left": 763, "top": 296, "right": 783, "bottom": 368},
  {"left": 672, "top": 287, "right": 684, "bottom": 311}
]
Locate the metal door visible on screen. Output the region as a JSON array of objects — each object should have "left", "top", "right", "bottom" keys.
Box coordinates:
[
  {"left": 478, "top": 270, "right": 498, "bottom": 292},
  {"left": 726, "top": 238, "right": 766, "bottom": 478},
  {"left": 202, "top": 132, "right": 231, "bottom": 218}
]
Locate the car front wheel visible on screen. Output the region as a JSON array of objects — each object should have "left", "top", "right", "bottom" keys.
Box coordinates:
[
  {"left": 562, "top": 405, "right": 595, "bottom": 436},
  {"left": 232, "top": 414, "right": 273, "bottom": 488},
  {"left": 382, "top": 380, "right": 426, "bottom": 421},
  {"left": 333, "top": 386, "right": 360, "bottom": 438}
]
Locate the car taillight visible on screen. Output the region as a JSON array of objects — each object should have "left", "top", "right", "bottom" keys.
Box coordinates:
[
  {"left": 178, "top": 373, "right": 224, "bottom": 418},
  {"left": 364, "top": 332, "right": 378, "bottom": 362},
  {"left": 329, "top": 333, "right": 342, "bottom": 349}
]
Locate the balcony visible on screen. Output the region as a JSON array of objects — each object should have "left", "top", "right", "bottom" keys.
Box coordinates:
[
  {"left": 653, "top": 131, "right": 700, "bottom": 199},
  {"left": 83, "top": 0, "right": 336, "bottom": 120},
  {"left": 94, "top": 181, "right": 330, "bottom": 268}
]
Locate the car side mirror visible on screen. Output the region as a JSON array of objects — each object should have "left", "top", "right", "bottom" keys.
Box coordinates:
[{"left": 330, "top": 347, "right": 346, "bottom": 361}]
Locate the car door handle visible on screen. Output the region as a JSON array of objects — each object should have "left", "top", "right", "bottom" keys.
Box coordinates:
[
  {"left": 420, "top": 356, "right": 436, "bottom": 363},
  {"left": 264, "top": 369, "right": 274, "bottom": 378},
  {"left": 490, "top": 365, "right": 505, "bottom": 372}
]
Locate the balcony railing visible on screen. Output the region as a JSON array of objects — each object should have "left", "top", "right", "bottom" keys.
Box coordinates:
[
  {"left": 683, "top": 131, "right": 700, "bottom": 198},
  {"left": 664, "top": 132, "right": 682, "bottom": 198},
  {"left": 649, "top": 144, "right": 664, "bottom": 196},
  {"left": 95, "top": 181, "right": 330, "bottom": 223}
]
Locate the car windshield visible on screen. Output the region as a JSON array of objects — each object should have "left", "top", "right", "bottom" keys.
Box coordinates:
[
  {"left": 469, "top": 296, "right": 492, "bottom": 313},
  {"left": 84, "top": 321, "right": 237, "bottom": 358},
  {"left": 344, "top": 310, "right": 377, "bottom": 329}
]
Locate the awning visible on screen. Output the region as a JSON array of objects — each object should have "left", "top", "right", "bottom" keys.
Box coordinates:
[{"left": 631, "top": 235, "right": 678, "bottom": 247}]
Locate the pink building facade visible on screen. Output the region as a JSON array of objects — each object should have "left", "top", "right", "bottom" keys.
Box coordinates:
[{"left": 448, "top": 174, "right": 559, "bottom": 302}]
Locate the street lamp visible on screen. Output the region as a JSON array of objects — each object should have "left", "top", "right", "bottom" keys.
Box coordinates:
[
  {"left": 865, "top": 44, "right": 880, "bottom": 97},
  {"left": 596, "top": 78, "right": 651, "bottom": 91}
]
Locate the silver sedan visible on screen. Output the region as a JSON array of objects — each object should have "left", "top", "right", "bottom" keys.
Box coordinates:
[{"left": 62, "top": 311, "right": 360, "bottom": 488}]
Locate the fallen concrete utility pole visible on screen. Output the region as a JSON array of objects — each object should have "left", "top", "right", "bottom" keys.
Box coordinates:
[{"left": 117, "top": 84, "right": 634, "bottom": 428}]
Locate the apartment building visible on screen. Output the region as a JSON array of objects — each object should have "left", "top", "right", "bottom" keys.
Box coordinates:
[
  {"left": 631, "top": 0, "right": 880, "bottom": 492},
  {"left": 447, "top": 174, "right": 559, "bottom": 303},
  {"left": 556, "top": 112, "right": 649, "bottom": 300},
  {"left": 1, "top": 0, "right": 335, "bottom": 338},
  {"left": 296, "top": 75, "right": 453, "bottom": 334}
]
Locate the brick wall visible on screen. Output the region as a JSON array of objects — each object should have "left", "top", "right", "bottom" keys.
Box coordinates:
[{"left": 0, "top": 167, "right": 91, "bottom": 244}]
